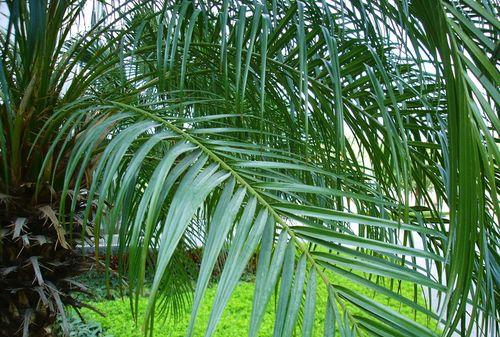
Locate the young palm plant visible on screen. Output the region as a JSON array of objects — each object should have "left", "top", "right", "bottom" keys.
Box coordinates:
[{"left": 0, "top": 1, "right": 497, "bottom": 337}]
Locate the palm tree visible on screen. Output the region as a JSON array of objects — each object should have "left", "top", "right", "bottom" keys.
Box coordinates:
[{"left": 0, "top": 0, "right": 497, "bottom": 336}]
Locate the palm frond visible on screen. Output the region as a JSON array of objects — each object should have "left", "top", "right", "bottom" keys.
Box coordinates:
[{"left": 0, "top": 1, "right": 497, "bottom": 336}]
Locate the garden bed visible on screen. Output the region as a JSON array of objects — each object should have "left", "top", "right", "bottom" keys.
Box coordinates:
[{"left": 58, "top": 269, "right": 438, "bottom": 337}]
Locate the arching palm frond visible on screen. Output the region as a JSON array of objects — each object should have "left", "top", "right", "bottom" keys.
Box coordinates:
[{"left": 0, "top": 1, "right": 497, "bottom": 337}]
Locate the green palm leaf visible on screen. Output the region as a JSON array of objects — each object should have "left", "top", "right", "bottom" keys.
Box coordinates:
[{"left": 0, "top": 1, "right": 497, "bottom": 337}]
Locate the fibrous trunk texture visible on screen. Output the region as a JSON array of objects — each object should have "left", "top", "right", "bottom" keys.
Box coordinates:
[{"left": 1, "top": 198, "right": 91, "bottom": 337}]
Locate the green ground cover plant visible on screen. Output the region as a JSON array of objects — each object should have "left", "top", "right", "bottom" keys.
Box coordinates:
[{"left": 80, "top": 280, "right": 436, "bottom": 337}]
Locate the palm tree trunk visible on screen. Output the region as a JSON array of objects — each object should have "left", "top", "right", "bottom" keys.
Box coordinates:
[{"left": 1, "top": 204, "right": 91, "bottom": 337}]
